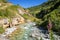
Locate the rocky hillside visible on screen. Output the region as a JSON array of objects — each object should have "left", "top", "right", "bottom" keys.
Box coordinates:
[
  {"left": 0, "top": 0, "right": 33, "bottom": 40},
  {"left": 0, "top": 0, "right": 28, "bottom": 34},
  {"left": 28, "top": 0, "right": 60, "bottom": 32},
  {"left": 0, "top": 0, "right": 39, "bottom": 35}
]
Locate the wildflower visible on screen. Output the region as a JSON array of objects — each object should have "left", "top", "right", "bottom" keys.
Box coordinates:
[{"left": 47, "top": 18, "right": 52, "bottom": 32}]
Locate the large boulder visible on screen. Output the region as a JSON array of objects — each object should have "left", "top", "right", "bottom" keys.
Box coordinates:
[
  {"left": 11, "top": 18, "right": 19, "bottom": 26},
  {"left": 0, "top": 18, "right": 9, "bottom": 29},
  {"left": 3, "top": 18, "right": 9, "bottom": 29},
  {"left": 18, "top": 9, "right": 25, "bottom": 15},
  {"left": 11, "top": 17, "right": 25, "bottom": 26},
  {"left": 19, "top": 16, "right": 25, "bottom": 23}
]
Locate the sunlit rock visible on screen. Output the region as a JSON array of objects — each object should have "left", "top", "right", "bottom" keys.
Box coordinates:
[
  {"left": 11, "top": 17, "right": 25, "bottom": 26},
  {"left": 11, "top": 18, "right": 19, "bottom": 26},
  {"left": 0, "top": 18, "right": 9, "bottom": 29},
  {"left": 4, "top": 27, "right": 17, "bottom": 36},
  {"left": 18, "top": 9, "right": 25, "bottom": 15},
  {"left": 3, "top": 18, "right": 9, "bottom": 29},
  {"left": 19, "top": 16, "right": 25, "bottom": 24},
  {"left": 0, "top": 3, "right": 2, "bottom": 6}
]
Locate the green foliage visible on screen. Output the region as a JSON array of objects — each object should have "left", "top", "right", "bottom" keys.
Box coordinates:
[
  {"left": 0, "top": 0, "right": 7, "bottom": 3},
  {"left": 43, "top": 8, "right": 60, "bottom": 31},
  {"left": 22, "top": 14, "right": 41, "bottom": 24},
  {"left": 50, "top": 8, "right": 60, "bottom": 31},
  {"left": 40, "top": 37, "right": 43, "bottom": 40},
  {"left": 0, "top": 8, "right": 16, "bottom": 18},
  {"left": 0, "top": 5, "right": 21, "bottom": 18},
  {"left": 22, "top": 14, "right": 29, "bottom": 19},
  {"left": 0, "top": 26, "right": 5, "bottom": 34},
  {"left": 22, "top": 14, "right": 35, "bottom": 21},
  {"left": 49, "top": 30, "right": 55, "bottom": 40},
  {"left": 8, "top": 5, "right": 19, "bottom": 11},
  {"left": 28, "top": 0, "right": 57, "bottom": 17},
  {"left": 28, "top": 0, "right": 60, "bottom": 32}
]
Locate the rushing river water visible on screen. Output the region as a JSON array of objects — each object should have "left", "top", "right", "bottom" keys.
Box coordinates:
[
  {"left": 0, "top": 22, "right": 60, "bottom": 40},
  {"left": 9, "top": 22, "right": 60, "bottom": 40}
]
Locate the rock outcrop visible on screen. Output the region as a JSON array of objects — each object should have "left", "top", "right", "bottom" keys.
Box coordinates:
[
  {"left": 0, "top": 17, "right": 25, "bottom": 29},
  {"left": 11, "top": 17, "right": 25, "bottom": 26},
  {"left": 0, "top": 18, "right": 9, "bottom": 29},
  {"left": 0, "top": 2, "right": 26, "bottom": 29}
]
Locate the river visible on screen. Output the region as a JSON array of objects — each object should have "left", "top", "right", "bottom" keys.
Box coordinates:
[{"left": 0, "top": 22, "right": 60, "bottom": 40}]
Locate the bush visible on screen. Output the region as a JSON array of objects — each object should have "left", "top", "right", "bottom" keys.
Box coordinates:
[
  {"left": 0, "top": 26, "right": 5, "bottom": 34},
  {"left": 42, "top": 8, "right": 60, "bottom": 32},
  {"left": 0, "top": 8, "right": 16, "bottom": 18},
  {"left": 49, "top": 30, "right": 55, "bottom": 40}
]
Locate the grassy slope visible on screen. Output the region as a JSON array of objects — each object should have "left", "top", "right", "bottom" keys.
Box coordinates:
[
  {"left": 0, "top": 3, "right": 23, "bottom": 18},
  {"left": 0, "top": 1, "right": 25, "bottom": 33}
]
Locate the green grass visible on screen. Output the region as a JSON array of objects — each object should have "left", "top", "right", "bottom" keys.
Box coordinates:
[
  {"left": 0, "top": 0, "right": 7, "bottom": 3},
  {"left": 0, "top": 9, "right": 16, "bottom": 18},
  {"left": 0, "top": 5, "right": 20, "bottom": 18},
  {"left": 22, "top": 14, "right": 41, "bottom": 21}
]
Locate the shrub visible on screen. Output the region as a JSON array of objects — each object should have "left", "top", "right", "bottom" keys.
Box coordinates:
[
  {"left": 0, "top": 26, "right": 5, "bottom": 34},
  {"left": 49, "top": 30, "right": 55, "bottom": 40}
]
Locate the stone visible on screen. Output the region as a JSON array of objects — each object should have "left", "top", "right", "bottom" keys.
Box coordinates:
[
  {"left": 12, "top": 18, "right": 19, "bottom": 26},
  {"left": 11, "top": 17, "right": 25, "bottom": 26},
  {"left": 0, "top": 18, "right": 9, "bottom": 29},
  {"left": 3, "top": 18, "right": 9, "bottom": 29},
  {"left": 0, "top": 3, "right": 2, "bottom": 6},
  {"left": 18, "top": 9, "right": 25, "bottom": 15}
]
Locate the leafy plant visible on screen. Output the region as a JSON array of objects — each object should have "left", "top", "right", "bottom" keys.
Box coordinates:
[
  {"left": 49, "top": 30, "right": 55, "bottom": 40},
  {"left": 0, "top": 26, "right": 5, "bottom": 34}
]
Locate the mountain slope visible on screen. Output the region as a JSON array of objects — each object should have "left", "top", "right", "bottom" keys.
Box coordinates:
[
  {"left": 28, "top": 0, "right": 60, "bottom": 32},
  {"left": 0, "top": 0, "right": 26, "bottom": 34},
  {"left": 0, "top": 1, "right": 42, "bottom": 40},
  {"left": 0, "top": 0, "right": 40, "bottom": 29}
]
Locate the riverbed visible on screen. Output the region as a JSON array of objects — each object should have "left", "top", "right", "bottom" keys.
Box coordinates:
[{"left": 0, "top": 22, "right": 60, "bottom": 40}]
